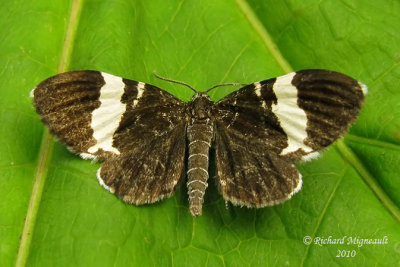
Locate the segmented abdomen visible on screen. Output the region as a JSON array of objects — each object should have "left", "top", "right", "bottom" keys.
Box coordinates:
[{"left": 187, "top": 121, "right": 213, "bottom": 216}]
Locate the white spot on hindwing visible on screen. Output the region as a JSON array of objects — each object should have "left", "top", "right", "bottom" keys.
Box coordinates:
[
  {"left": 96, "top": 167, "right": 115, "bottom": 194},
  {"left": 79, "top": 152, "right": 97, "bottom": 160},
  {"left": 288, "top": 172, "right": 302, "bottom": 198},
  {"left": 301, "top": 151, "right": 320, "bottom": 161},
  {"left": 272, "top": 72, "right": 313, "bottom": 155},
  {"left": 87, "top": 72, "right": 126, "bottom": 155}
]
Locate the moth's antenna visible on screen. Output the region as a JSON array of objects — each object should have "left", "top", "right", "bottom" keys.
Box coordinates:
[
  {"left": 205, "top": 82, "right": 246, "bottom": 93},
  {"left": 153, "top": 71, "right": 246, "bottom": 94},
  {"left": 153, "top": 71, "right": 198, "bottom": 93}
]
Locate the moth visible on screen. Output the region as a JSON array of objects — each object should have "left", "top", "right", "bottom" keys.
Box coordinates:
[{"left": 31, "top": 69, "right": 367, "bottom": 216}]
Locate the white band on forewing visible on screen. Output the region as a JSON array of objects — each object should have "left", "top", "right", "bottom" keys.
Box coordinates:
[
  {"left": 88, "top": 72, "right": 126, "bottom": 155},
  {"left": 272, "top": 72, "right": 313, "bottom": 155}
]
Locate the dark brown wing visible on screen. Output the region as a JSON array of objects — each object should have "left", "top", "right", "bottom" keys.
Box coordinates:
[
  {"left": 33, "top": 70, "right": 189, "bottom": 204},
  {"left": 33, "top": 71, "right": 105, "bottom": 157},
  {"left": 98, "top": 121, "right": 187, "bottom": 204},
  {"left": 214, "top": 123, "right": 302, "bottom": 207},
  {"left": 32, "top": 70, "right": 188, "bottom": 160},
  {"left": 212, "top": 69, "right": 366, "bottom": 207}
]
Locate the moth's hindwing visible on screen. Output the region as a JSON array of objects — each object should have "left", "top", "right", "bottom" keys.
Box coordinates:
[{"left": 213, "top": 69, "right": 366, "bottom": 208}]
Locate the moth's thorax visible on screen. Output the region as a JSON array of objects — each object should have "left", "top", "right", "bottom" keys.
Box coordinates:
[{"left": 190, "top": 92, "right": 213, "bottom": 121}]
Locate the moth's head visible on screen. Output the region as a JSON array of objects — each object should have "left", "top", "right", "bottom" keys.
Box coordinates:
[{"left": 191, "top": 92, "right": 212, "bottom": 120}]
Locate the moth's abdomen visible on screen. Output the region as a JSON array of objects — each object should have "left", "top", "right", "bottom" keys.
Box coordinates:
[{"left": 187, "top": 121, "right": 213, "bottom": 216}]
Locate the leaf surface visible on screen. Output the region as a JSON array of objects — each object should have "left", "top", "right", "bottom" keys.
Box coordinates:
[{"left": 1, "top": 0, "right": 399, "bottom": 266}]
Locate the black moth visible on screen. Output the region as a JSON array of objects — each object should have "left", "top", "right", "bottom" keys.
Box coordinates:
[{"left": 31, "top": 69, "right": 367, "bottom": 216}]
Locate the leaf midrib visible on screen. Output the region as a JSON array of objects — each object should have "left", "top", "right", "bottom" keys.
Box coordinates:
[
  {"left": 347, "top": 134, "right": 400, "bottom": 151},
  {"left": 337, "top": 140, "right": 400, "bottom": 221},
  {"left": 15, "top": 0, "right": 83, "bottom": 266},
  {"left": 235, "top": 0, "right": 292, "bottom": 73}
]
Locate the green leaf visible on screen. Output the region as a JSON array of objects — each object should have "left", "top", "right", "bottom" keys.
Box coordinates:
[{"left": 1, "top": 0, "right": 399, "bottom": 266}]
